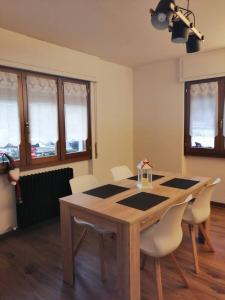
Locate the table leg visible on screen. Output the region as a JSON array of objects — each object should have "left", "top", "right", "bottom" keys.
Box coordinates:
[
  {"left": 117, "top": 222, "right": 140, "bottom": 300},
  {"left": 60, "top": 203, "right": 74, "bottom": 285}
]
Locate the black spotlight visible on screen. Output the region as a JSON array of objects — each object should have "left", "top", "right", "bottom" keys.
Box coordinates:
[
  {"left": 186, "top": 34, "right": 201, "bottom": 53},
  {"left": 151, "top": 0, "right": 175, "bottom": 30},
  {"left": 171, "top": 19, "right": 189, "bottom": 43}
]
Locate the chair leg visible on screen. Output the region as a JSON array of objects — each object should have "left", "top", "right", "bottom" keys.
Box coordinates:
[
  {"left": 189, "top": 224, "right": 200, "bottom": 274},
  {"left": 73, "top": 227, "right": 88, "bottom": 257},
  {"left": 98, "top": 233, "right": 107, "bottom": 282},
  {"left": 199, "top": 223, "right": 215, "bottom": 253},
  {"left": 141, "top": 253, "right": 147, "bottom": 270},
  {"left": 170, "top": 253, "right": 189, "bottom": 288},
  {"left": 203, "top": 218, "right": 210, "bottom": 245},
  {"left": 110, "top": 232, "right": 116, "bottom": 240},
  {"left": 154, "top": 258, "right": 163, "bottom": 300}
]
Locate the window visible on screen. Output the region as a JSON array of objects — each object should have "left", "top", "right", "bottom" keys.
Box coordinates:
[
  {"left": 0, "top": 66, "right": 91, "bottom": 170},
  {"left": 184, "top": 77, "right": 225, "bottom": 157},
  {"left": 26, "top": 75, "right": 59, "bottom": 164},
  {"left": 63, "top": 80, "right": 89, "bottom": 155},
  {"left": 0, "top": 70, "right": 23, "bottom": 163}
]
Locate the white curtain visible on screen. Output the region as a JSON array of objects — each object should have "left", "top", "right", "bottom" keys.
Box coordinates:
[
  {"left": 0, "top": 71, "right": 20, "bottom": 148},
  {"left": 64, "top": 82, "right": 88, "bottom": 142},
  {"left": 27, "top": 76, "right": 58, "bottom": 145},
  {"left": 190, "top": 82, "right": 218, "bottom": 147}
]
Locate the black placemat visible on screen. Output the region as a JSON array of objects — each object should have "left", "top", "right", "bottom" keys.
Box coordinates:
[
  {"left": 128, "top": 174, "right": 164, "bottom": 181},
  {"left": 161, "top": 178, "right": 199, "bottom": 190},
  {"left": 83, "top": 184, "right": 129, "bottom": 199},
  {"left": 117, "top": 192, "right": 169, "bottom": 211}
]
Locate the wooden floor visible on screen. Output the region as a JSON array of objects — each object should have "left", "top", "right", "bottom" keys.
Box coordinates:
[{"left": 0, "top": 207, "right": 225, "bottom": 300}]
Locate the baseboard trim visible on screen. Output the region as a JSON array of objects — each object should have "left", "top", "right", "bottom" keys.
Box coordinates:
[
  {"left": 211, "top": 201, "right": 225, "bottom": 208},
  {"left": 0, "top": 217, "right": 59, "bottom": 240}
]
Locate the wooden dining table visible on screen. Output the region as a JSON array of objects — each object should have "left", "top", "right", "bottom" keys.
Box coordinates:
[{"left": 59, "top": 170, "right": 211, "bottom": 300}]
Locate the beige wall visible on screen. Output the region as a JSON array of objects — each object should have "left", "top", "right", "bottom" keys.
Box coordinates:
[
  {"left": 134, "top": 54, "right": 225, "bottom": 204},
  {"left": 134, "top": 59, "right": 184, "bottom": 172},
  {"left": 184, "top": 157, "right": 225, "bottom": 203},
  {"left": 0, "top": 28, "right": 133, "bottom": 234},
  {"left": 93, "top": 61, "right": 133, "bottom": 183},
  {"left": 180, "top": 48, "right": 225, "bottom": 81}
]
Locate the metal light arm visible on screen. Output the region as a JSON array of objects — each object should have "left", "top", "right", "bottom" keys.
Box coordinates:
[{"left": 170, "top": 2, "right": 204, "bottom": 40}]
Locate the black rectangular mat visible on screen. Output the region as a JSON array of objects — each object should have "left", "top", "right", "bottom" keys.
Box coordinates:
[
  {"left": 117, "top": 192, "right": 169, "bottom": 211},
  {"left": 83, "top": 184, "right": 129, "bottom": 199},
  {"left": 128, "top": 174, "right": 164, "bottom": 181},
  {"left": 160, "top": 178, "right": 199, "bottom": 190}
]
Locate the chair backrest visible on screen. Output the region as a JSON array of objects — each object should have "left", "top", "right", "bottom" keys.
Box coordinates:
[
  {"left": 69, "top": 174, "right": 99, "bottom": 194},
  {"left": 110, "top": 165, "right": 133, "bottom": 181},
  {"left": 151, "top": 195, "right": 193, "bottom": 257},
  {"left": 191, "top": 178, "right": 221, "bottom": 224}
]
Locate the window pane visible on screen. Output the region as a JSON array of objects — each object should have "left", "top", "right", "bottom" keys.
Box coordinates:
[
  {"left": 27, "top": 76, "right": 58, "bottom": 158},
  {"left": 63, "top": 82, "right": 88, "bottom": 154},
  {"left": 190, "top": 82, "right": 218, "bottom": 149},
  {"left": 0, "top": 71, "right": 20, "bottom": 162}
]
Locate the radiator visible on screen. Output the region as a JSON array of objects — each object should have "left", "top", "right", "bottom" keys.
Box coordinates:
[{"left": 16, "top": 168, "right": 73, "bottom": 229}]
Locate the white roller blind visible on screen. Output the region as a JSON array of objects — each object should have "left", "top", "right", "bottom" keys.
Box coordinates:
[
  {"left": 190, "top": 82, "right": 218, "bottom": 148},
  {"left": 27, "top": 76, "right": 58, "bottom": 145},
  {"left": 64, "top": 82, "right": 88, "bottom": 141},
  {"left": 0, "top": 71, "right": 20, "bottom": 147}
]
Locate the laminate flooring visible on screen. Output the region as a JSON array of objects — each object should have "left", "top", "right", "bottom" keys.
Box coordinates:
[{"left": 0, "top": 207, "right": 225, "bottom": 300}]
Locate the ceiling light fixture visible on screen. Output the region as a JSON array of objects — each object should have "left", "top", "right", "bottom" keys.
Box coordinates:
[
  {"left": 186, "top": 33, "right": 201, "bottom": 53},
  {"left": 171, "top": 19, "right": 189, "bottom": 43},
  {"left": 150, "top": 0, "right": 204, "bottom": 53},
  {"left": 151, "top": 0, "right": 175, "bottom": 30}
]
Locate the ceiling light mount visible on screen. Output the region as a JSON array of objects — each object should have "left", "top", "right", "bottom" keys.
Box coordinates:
[{"left": 150, "top": 0, "right": 204, "bottom": 53}]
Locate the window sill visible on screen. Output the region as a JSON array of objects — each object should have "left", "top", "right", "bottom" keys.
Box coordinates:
[
  {"left": 184, "top": 150, "right": 225, "bottom": 158},
  {"left": 0, "top": 153, "right": 91, "bottom": 173}
]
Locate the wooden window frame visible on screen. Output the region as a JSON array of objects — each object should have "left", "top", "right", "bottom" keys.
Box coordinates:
[
  {"left": 184, "top": 77, "right": 225, "bottom": 158},
  {"left": 22, "top": 71, "right": 61, "bottom": 167},
  {"left": 0, "top": 65, "right": 92, "bottom": 172},
  {"left": 58, "top": 78, "right": 92, "bottom": 162}
]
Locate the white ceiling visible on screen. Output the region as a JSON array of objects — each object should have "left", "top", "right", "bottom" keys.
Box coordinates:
[{"left": 0, "top": 0, "right": 225, "bottom": 67}]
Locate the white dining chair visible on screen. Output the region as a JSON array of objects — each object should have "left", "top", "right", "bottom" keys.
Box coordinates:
[
  {"left": 70, "top": 174, "right": 99, "bottom": 193},
  {"left": 182, "top": 178, "right": 221, "bottom": 274},
  {"left": 141, "top": 194, "right": 193, "bottom": 300},
  {"left": 69, "top": 174, "right": 111, "bottom": 281},
  {"left": 110, "top": 165, "right": 133, "bottom": 181}
]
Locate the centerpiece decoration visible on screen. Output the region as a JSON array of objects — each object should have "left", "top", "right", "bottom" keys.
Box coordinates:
[{"left": 137, "top": 158, "right": 153, "bottom": 189}]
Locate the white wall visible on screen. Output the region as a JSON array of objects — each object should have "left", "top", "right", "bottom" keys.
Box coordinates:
[
  {"left": 180, "top": 48, "right": 225, "bottom": 81},
  {"left": 134, "top": 59, "right": 183, "bottom": 172},
  {"left": 134, "top": 51, "right": 225, "bottom": 204},
  {"left": 0, "top": 28, "right": 133, "bottom": 234},
  {"left": 94, "top": 61, "right": 133, "bottom": 183}
]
